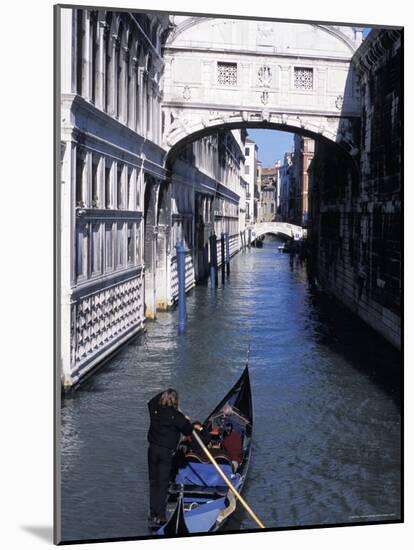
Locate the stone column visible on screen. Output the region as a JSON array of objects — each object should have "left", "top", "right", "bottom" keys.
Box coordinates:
[
  {"left": 279, "top": 65, "right": 290, "bottom": 106},
  {"left": 97, "top": 154, "right": 105, "bottom": 208},
  {"left": 81, "top": 10, "right": 92, "bottom": 100},
  {"left": 316, "top": 67, "right": 328, "bottom": 109},
  {"left": 119, "top": 46, "right": 129, "bottom": 123},
  {"left": 96, "top": 20, "right": 107, "bottom": 109},
  {"left": 85, "top": 151, "right": 92, "bottom": 207},
  {"left": 129, "top": 57, "right": 138, "bottom": 130},
  {"left": 108, "top": 34, "right": 119, "bottom": 116},
  {"left": 155, "top": 181, "right": 171, "bottom": 310},
  {"left": 144, "top": 226, "right": 158, "bottom": 319},
  {"left": 137, "top": 67, "right": 143, "bottom": 134},
  {"left": 60, "top": 141, "right": 76, "bottom": 388},
  {"left": 60, "top": 8, "right": 76, "bottom": 94},
  {"left": 143, "top": 179, "right": 160, "bottom": 319},
  {"left": 155, "top": 224, "right": 168, "bottom": 310}
]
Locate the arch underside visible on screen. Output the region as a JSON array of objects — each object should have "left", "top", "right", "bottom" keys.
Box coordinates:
[
  {"left": 163, "top": 112, "right": 359, "bottom": 168},
  {"left": 259, "top": 230, "right": 294, "bottom": 238},
  {"left": 254, "top": 223, "right": 306, "bottom": 239}
]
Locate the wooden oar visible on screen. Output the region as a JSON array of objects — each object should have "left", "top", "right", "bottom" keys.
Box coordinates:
[{"left": 192, "top": 430, "right": 265, "bottom": 529}]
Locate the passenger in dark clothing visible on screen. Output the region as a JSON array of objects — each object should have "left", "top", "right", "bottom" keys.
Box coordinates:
[
  {"left": 188, "top": 422, "right": 212, "bottom": 456},
  {"left": 147, "top": 389, "right": 193, "bottom": 524}
]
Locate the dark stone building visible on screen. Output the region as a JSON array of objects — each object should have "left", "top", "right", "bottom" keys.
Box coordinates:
[{"left": 308, "top": 28, "right": 402, "bottom": 349}]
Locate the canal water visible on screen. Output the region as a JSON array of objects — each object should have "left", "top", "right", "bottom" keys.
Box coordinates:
[{"left": 60, "top": 239, "right": 401, "bottom": 542}]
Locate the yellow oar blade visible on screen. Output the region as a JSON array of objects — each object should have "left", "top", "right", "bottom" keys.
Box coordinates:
[{"left": 192, "top": 430, "right": 265, "bottom": 529}]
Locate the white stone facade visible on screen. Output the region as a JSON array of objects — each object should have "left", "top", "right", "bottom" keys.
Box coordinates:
[
  {"left": 60, "top": 9, "right": 172, "bottom": 388},
  {"left": 59, "top": 9, "right": 251, "bottom": 388},
  {"left": 162, "top": 18, "right": 361, "bottom": 153}
]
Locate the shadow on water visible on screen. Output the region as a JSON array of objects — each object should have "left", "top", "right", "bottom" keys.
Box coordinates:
[{"left": 306, "top": 288, "right": 401, "bottom": 410}]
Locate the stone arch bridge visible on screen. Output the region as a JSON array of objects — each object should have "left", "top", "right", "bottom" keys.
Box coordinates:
[
  {"left": 252, "top": 222, "right": 307, "bottom": 241},
  {"left": 161, "top": 17, "right": 363, "bottom": 160}
]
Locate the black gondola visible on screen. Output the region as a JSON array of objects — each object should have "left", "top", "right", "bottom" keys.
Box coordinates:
[{"left": 156, "top": 367, "right": 253, "bottom": 535}]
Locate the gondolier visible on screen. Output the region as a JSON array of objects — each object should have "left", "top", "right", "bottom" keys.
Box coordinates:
[
  {"left": 147, "top": 388, "right": 194, "bottom": 526},
  {"left": 157, "top": 366, "right": 261, "bottom": 535}
]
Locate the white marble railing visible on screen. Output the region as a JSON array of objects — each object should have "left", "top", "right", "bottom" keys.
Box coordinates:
[{"left": 71, "top": 273, "right": 144, "bottom": 369}]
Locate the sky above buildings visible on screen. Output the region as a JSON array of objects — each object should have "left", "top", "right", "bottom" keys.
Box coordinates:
[{"left": 247, "top": 129, "right": 294, "bottom": 167}]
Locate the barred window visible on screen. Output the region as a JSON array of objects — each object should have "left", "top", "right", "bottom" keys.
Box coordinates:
[
  {"left": 294, "top": 67, "right": 313, "bottom": 90},
  {"left": 217, "top": 62, "right": 237, "bottom": 86}
]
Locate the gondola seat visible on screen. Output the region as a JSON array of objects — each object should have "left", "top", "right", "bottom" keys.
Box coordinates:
[
  {"left": 184, "top": 451, "right": 206, "bottom": 463},
  {"left": 175, "top": 462, "right": 234, "bottom": 487},
  {"left": 210, "top": 453, "right": 233, "bottom": 467}
]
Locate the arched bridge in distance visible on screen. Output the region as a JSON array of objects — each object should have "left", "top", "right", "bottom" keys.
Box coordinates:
[{"left": 251, "top": 222, "right": 307, "bottom": 241}]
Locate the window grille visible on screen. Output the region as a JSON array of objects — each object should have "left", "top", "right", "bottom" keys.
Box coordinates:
[
  {"left": 217, "top": 62, "right": 237, "bottom": 86},
  {"left": 294, "top": 67, "right": 313, "bottom": 90}
]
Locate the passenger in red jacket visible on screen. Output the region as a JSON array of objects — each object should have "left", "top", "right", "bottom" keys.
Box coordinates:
[{"left": 222, "top": 422, "right": 243, "bottom": 471}]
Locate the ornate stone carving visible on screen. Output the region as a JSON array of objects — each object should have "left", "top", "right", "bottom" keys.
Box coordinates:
[
  {"left": 183, "top": 85, "right": 191, "bottom": 101},
  {"left": 258, "top": 64, "right": 272, "bottom": 88},
  {"left": 260, "top": 91, "right": 269, "bottom": 105},
  {"left": 261, "top": 110, "right": 270, "bottom": 121},
  {"left": 335, "top": 94, "right": 344, "bottom": 110},
  {"left": 257, "top": 23, "right": 274, "bottom": 45}
]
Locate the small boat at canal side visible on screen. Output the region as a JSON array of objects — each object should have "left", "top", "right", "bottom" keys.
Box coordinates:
[{"left": 156, "top": 366, "right": 253, "bottom": 535}]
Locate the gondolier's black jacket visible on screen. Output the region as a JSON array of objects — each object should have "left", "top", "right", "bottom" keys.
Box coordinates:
[{"left": 147, "top": 393, "right": 194, "bottom": 451}]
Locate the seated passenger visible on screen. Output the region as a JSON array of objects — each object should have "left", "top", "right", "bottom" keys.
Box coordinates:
[
  {"left": 222, "top": 422, "right": 243, "bottom": 471},
  {"left": 187, "top": 421, "right": 212, "bottom": 458}
]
